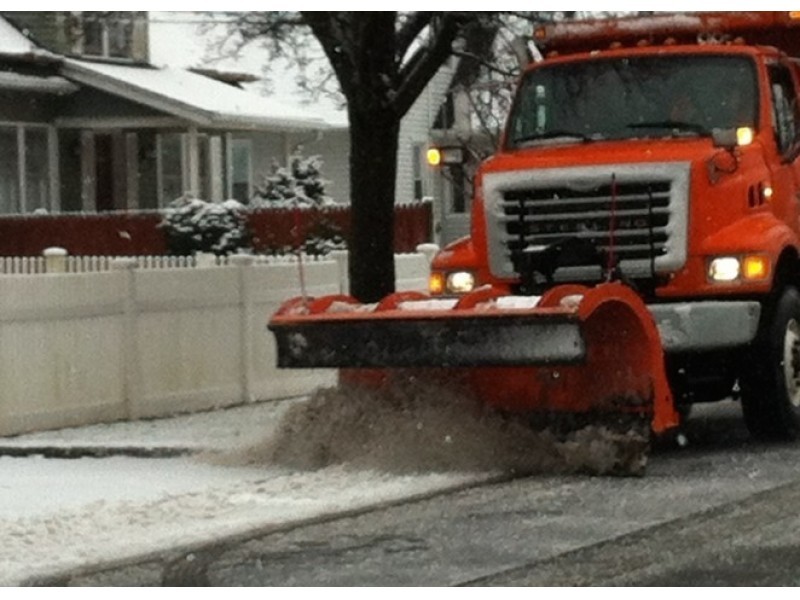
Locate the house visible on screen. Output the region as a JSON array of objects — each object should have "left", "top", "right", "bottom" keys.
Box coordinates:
[
  {"left": 146, "top": 12, "right": 455, "bottom": 232},
  {"left": 0, "top": 11, "right": 340, "bottom": 218},
  {"left": 1, "top": 12, "right": 453, "bottom": 216}
]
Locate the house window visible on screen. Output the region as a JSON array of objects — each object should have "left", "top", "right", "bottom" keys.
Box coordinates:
[
  {"left": 157, "top": 132, "right": 229, "bottom": 205},
  {"left": 412, "top": 144, "right": 424, "bottom": 200},
  {"left": 198, "top": 135, "right": 210, "bottom": 200},
  {"left": 230, "top": 139, "right": 252, "bottom": 202},
  {"left": 0, "top": 127, "right": 19, "bottom": 214},
  {"left": 157, "top": 133, "right": 184, "bottom": 206},
  {"left": 0, "top": 124, "right": 52, "bottom": 215},
  {"left": 25, "top": 128, "right": 50, "bottom": 213},
  {"left": 77, "top": 12, "right": 134, "bottom": 59}
]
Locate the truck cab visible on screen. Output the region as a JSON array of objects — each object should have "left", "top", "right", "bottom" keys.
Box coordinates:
[{"left": 429, "top": 12, "right": 800, "bottom": 439}]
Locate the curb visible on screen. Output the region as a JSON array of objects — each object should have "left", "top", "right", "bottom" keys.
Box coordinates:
[{"left": 0, "top": 445, "right": 195, "bottom": 459}]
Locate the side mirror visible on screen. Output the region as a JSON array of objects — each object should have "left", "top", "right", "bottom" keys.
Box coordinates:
[{"left": 711, "top": 128, "right": 738, "bottom": 149}]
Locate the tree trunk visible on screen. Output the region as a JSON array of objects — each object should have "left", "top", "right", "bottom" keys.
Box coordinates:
[{"left": 347, "top": 107, "right": 400, "bottom": 303}]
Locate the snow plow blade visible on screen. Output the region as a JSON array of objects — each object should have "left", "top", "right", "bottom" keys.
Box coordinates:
[{"left": 268, "top": 282, "right": 680, "bottom": 436}]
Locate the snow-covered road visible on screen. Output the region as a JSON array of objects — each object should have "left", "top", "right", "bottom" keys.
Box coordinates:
[
  {"left": 0, "top": 386, "right": 740, "bottom": 586},
  {"left": 0, "top": 397, "right": 499, "bottom": 585}
]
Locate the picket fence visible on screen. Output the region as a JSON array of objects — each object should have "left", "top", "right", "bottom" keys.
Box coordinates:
[
  {"left": 0, "top": 248, "right": 436, "bottom": 436},
  {"left": 0, "top": 251, "right": 340, "bottom": 275}
]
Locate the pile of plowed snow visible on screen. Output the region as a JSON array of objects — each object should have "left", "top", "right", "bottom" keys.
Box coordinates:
[{"left": 233, "top": 379, "right": 649, "bottom": 476}]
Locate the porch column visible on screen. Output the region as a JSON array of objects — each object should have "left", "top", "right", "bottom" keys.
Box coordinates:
[
  {"left": 225, "top": 133, "right": 234, "bottom": 198},
  {"left": 48, "top": 127, "right": 60, "bottom": 213},
  {"left": 17, "top": 126, "right": 26, "bottom": 213},
  {"left": 80, "top": 131, "right": 96, "bottom": 212},
  {"left": 125, "top": 132, "right": 139, "bottom": 210},
  {"left": 112, "top": 132, "right": 127, "bottom": 210},
  {"left": 209, "top": 135, "right": 223, "bottom": 202},
  {"left": 187, "top": 126, "right": 200, "bottom": 197}
]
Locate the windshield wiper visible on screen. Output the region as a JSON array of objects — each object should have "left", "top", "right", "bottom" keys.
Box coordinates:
[
  {"left": 512, "top": 130, "right": 595, "bottom": 146},
  {"left": 626, "top": 120, "right": 710, "bottom": 136}
]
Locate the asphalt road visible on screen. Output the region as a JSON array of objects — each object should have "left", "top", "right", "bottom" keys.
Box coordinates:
[{"left": 42, "top": 401, "right": 800, "bottom": 586}]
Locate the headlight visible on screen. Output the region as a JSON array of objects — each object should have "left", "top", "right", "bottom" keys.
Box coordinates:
[
  {"left": 708, "top": 257, "right": 740, "bottom": 282},
  {"left": 708, "top": 255, "right": 770, "bottom": 283},
  {"left": 446, "top": 271, "right": 476, "bottom": 294}
]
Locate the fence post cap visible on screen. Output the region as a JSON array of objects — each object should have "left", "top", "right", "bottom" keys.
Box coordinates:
[
  {"left": 42, "top": 247, "right": 68, "bottom": 257},
  {"left": 416, "top": 243, "right": 440, "bottom": 264},
  {"left": 195, "top": 252, "right": 217, "bottom": 268},
  {"left": 110, "top": 258, "right": 138, "bottom": 270},
  {"left": 229, "top": 254, "right": 255, "bottom": 267}
]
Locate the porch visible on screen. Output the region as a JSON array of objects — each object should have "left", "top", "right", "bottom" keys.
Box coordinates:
[{"left": 0, "top": 56, "right": 346, "bottom": 215}]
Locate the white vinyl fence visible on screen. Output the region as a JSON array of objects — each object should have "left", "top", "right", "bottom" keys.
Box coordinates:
[
  {"left": 0, "top": 251, "right": 322, "bottom": 275},
  {"left": 0, "top": 249, "right": 433, "bottom": 436}
]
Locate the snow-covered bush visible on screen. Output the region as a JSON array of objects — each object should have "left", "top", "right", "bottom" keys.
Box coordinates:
[
  {"left": 160, "top": 195, "right": 252, "bottom": 256},
  {"left": 252, "top": 151, "right": 336, "bottom": 208},
  {"left": 302, "top": 218, "right": 347, "bottom": 257}
]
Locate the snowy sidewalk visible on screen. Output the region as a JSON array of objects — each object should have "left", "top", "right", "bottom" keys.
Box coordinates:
[
  {"left": 0, "top": 398, "right": 494, "bottom": 586},
  {"left": 0, "top": 397, "right": 301, "bottom": 457}
]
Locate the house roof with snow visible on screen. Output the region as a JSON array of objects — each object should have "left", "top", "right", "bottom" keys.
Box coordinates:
[
  {"left": 0, "top": 14, "right": 331, "bottom": 133},
  {"left": 0, "top": 16, "right": 55, "bottom": 58},
  {"left": 60, "top": 58, "right": 331, "bottom": 132},
  {"left": 0, "top": 18, "right": 77, "bottom": 95},
  {"left": 147, "top": 12, "right": 349, "bottom": 129}
]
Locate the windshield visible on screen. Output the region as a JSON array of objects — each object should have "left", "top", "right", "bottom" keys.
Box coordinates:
[{"left": 507, "top": 54, "right": 758, "bottom": 148}]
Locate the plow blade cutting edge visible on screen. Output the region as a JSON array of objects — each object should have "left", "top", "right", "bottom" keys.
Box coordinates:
[{"left": 268, "top": 282, "right": 680, "bottom": 436}]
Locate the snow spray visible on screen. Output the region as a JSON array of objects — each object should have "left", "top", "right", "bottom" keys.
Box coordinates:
[{"left": 231, "top": 378, "right": 649, "bottom": 477}]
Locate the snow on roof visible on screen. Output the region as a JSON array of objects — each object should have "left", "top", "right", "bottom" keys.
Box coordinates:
[
  {"left": 60, "top": 57, "right": 332, "bottom": 132},
  {"left": 0, "top": 71, "right": 77, "bottom": 94},
  {"left": 0, "top": 16, "right": 57, "bottom": 59},
  {"left": 148, "top": 11, "right": 349, "bottom": 128},
  {"left": 0, "top": 17, "right": 38, "bottom": 55}
]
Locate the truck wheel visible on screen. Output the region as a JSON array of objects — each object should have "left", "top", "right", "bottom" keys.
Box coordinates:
[{"left": 741, "top": 286, "right": 800, "bottom": 440}]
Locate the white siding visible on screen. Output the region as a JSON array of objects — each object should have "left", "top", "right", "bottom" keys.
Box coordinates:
[
  {"left": 236, "top": 66, "right": 454, "bottom": 208},
  {"left": 396, "top": 62, "right": 455, "bottom": 204},
  {"left": 300, "top": 130, "right": 350, "bottom": 204},
  {"left": 247, "top": 130, "right": 351, "bottom": 205},
  {"left": 249, "top": 132, "right": 287, "bottom": 196}
]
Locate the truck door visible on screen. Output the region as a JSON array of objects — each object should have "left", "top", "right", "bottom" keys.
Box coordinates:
[{"left": 766, "top": 61, "right": 800, "bottom": 229}]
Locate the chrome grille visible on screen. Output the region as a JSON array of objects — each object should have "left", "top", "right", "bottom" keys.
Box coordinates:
[{"left": 483, "top": 163, "right": 690, "bottom": 280}]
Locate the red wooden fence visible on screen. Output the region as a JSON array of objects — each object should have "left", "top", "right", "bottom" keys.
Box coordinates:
[{"left": 0, "top": 203, "right": 433, "bottom": 257}]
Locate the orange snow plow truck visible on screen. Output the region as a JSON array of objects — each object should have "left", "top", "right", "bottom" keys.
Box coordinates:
[{"left": 270, "top": 12, "right": 800, "bottom": 447}]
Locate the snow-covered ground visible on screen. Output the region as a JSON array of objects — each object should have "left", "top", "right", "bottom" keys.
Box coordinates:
[
  {"left": 0, "top": 396, "right": 495, "bottom": 586},
  {"left": 0, "top": 381, "right": 652, "bottom": 586}
]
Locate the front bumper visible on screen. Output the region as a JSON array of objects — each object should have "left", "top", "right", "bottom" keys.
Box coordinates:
[{"left": 650, "top": 300, "right": 761, "bottom": 353}]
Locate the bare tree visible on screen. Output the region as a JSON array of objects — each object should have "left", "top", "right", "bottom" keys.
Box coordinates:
[
  {"left": 210, "top": 12, "right": 609, "bottom": 301},
  {"left": 213, "top": 12, "right": 503, "bottom": 302}
]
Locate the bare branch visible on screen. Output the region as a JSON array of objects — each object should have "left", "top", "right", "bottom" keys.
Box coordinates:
[
  {"left": 393, "top": 14, "right": 464, "bottom": 117},
  {"left": 395, "top": 12, "right": 434, "bottom": 62},
  {"left": 301, "top": 13, "right": 359, "bottom": 99},
  {"left": 450, "top": 49, "right": 518, "bottom": 79}
]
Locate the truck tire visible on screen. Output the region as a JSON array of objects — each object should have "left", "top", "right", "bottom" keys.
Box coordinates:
[{"left": 741, "top": 286, "right": 800, "bottom": 440}]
